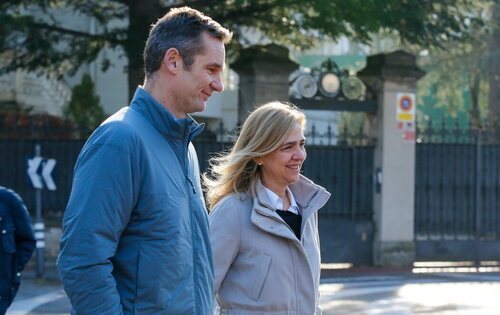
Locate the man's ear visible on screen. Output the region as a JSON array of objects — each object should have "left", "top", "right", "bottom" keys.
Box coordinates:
[{"left": 162, "top": 48, "right": 182, "bottom": 74}]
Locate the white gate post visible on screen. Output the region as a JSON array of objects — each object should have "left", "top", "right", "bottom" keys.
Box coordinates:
[{"left": 359, "top": 50, "right": 425, "bottom": 267}]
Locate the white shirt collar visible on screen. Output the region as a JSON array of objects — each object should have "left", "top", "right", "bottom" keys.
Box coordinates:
[{"left": 263, "top": 186, "right": 299, "bottom": 215}]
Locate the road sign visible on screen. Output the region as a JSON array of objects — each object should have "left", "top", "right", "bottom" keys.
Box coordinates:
[
  {"left": 396, "top": 93, "right": 415, "bottom": 123},
  {"left": 27, "top": 157, "right": 57, "bottom": 191},
  {"left": 396, "top": 93, "right": 416, "bottom": 142}
]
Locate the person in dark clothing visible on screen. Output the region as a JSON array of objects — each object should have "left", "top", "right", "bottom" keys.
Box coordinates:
[{"left": 0, "top": 186, "right": 36, "bottom": 315}]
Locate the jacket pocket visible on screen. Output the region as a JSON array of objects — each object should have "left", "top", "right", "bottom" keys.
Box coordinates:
[
  {"left": 1, "top": 226, "right": 16, "bottom": 253},
  {"left": 250, "top": 254, "right": 272, "bottom": 301}
]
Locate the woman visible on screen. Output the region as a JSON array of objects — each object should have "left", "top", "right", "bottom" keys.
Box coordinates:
[{"left": 205, "top": 101, "right": 330, "bottom": 314}]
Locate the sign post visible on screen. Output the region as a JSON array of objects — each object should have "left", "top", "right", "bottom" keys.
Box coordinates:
[
  {"left": 34, "top": 144, "right": 44, "bottom": 278},
  {"left": 27, "top": 144, "right": 57, "bottom": 278}
]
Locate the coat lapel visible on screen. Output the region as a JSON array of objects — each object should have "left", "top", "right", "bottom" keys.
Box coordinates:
[
  {"left": 250, "top": 176, "right": 330, "bottom": 243},
  {"left": 289, "top": 175, "right": 330, "bottom": 232},
  {"left": 251, "top": 181, "right": 299, "bottom": 242}
]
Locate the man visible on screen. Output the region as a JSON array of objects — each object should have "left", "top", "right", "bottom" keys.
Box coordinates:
[
  {"left": 0, "top": 187, "right": 36, "bottom": 315},
  {"left": 57, "top": 7, "right": 232, "bottom": 314}
]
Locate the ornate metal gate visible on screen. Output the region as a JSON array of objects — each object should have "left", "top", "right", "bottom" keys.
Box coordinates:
[
  {"left": 415, "top": 125, "right": 500, "bottom": 263},
  {"left": 304, "top": 144, "right": 375, "bottom": 265}
]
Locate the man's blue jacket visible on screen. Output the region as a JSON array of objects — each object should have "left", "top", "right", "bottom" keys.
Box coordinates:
[{"left": 57, "top": 87, "right": 214, "bottom": 314}]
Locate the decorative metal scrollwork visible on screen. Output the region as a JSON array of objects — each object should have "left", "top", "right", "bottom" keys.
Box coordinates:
[
  {"left": 342, "top": 76, "right": 365, "bottom": 100},
  {"left": 289, "top": 58, "right": 367, "bottom": 101}
]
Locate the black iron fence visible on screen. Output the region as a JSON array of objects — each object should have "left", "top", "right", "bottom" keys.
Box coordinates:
[
  {"left": 0, "top": 139, "right": 85, "bottom": 224},
  {"left": 0, "top": 122, "right": 375, "bottom": 221},
  {"left": 0, "top": 119, "right": 376, "bottom": 264},
  {"left": 415, "top": 121, "right": 500, "bottom": 261},
  {"left": 416, "top": 119, "right": 500, "bottom": 144},
  {"left": 209, "top": 121, "right": 374, "bottom": 146}
]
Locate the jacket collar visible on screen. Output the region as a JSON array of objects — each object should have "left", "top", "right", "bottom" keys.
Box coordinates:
[
  {"left": 129, "top": 86, "right": 204, "bottom": 141},
  {"left": 289, "top": 174, "right": 330, "bottom": 220},
  {"left": 251, "top": 176, "right": 330, "bottom": 241},
  {"left": 254, "top": 175, "right": 330, "bottom": 216}
]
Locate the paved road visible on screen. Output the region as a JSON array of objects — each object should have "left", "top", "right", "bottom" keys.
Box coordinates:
[
  {"left": 320, "top": 273, "right": 500, "bottom": 315},
  {"left": 8, "top": 272, "right": 500, "bottom": 314},
  {"left": 8, "top": 278, "right": 69, "bottom": 315}
]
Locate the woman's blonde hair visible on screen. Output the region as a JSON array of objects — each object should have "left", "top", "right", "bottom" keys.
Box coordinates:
[{"left": 203, "top": 101, "right": 306, "bottom": 210}]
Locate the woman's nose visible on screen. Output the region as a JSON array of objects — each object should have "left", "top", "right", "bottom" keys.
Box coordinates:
[{"left": 293, "top": 148, "right": 306, "bottom": 161}]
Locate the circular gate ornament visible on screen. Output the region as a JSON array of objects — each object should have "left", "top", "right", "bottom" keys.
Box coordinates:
[
  {"left": 341, "top": 76, "right": 365, "bottom": 100},
  {"left": 319, "top": 72, "right": 340, "bottom": 98},
  {"left": 294, "top": 73, "right": 318, "bottom": 98}
]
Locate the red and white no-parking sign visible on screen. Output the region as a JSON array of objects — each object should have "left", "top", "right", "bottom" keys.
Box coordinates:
[
  {"left": 396, "top": 93, "right": 416, "bottom": 141},
  {"left": 396, "top": 93, "right": 415, "bottom": 122}
]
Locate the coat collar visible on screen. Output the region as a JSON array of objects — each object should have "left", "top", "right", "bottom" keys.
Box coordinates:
[
  {"left": 254, "top": 175, "right": 330, "bottom": 217},
  {"left": 251, "top": 175, "right": 330, "bottom": 241},
  {"left": 289, "top": 174, "right": 330, "bottom": 220},
  {"left": 129, "top": 87, "right": 204, "bottom": 142}
]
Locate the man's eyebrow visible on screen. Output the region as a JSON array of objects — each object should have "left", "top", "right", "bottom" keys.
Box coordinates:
[{"left": 207, "top": 62, "right": 223, "bottom": 69}]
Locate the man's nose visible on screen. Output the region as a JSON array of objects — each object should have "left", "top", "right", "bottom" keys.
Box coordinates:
[{"left": 211, "top": 75, "right": 224, "bottom": 93}]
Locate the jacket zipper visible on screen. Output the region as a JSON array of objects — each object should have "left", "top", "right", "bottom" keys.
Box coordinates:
[
  {"left": 186, "top": 175, "right": 196, "bottom": 194},
  {"left": 183, "top": 126, "right": 196, "bottom": 195},
  {"left": 254, "top": 209, "right": 301, "bottom": 242}
]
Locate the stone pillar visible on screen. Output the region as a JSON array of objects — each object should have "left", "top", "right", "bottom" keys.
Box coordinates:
[
  {"left": 358, "top": 50, "right": 425, "bottom": 267},
  {"left": 231, "top": 44, "right": 299, "bottom": 123}
]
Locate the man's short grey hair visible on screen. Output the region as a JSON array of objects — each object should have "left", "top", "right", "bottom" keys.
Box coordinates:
[{"left": 143, "top": 6, "right": 232, "bottom": 78}]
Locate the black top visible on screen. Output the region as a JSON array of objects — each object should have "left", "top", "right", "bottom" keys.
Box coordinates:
[{"left": 276, "top": 210, "right": 302, "bottom": 240}]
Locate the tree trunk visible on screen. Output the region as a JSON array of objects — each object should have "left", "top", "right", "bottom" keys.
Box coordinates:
[
  {"left": 128, "top": 57, "right": 144, "bottom": 102},
  {"left": 488, "top": 1, "right": 500, "bottom": 128},
  {"left": 125, "top": 0, "right": 164, "bottom": 101},
  {"left": 469, "top": 71, "right": 482, "bottom": 129}
]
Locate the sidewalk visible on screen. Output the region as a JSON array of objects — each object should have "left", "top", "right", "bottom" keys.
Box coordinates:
[
  {"left": 8, "top": 278, "right": 69, "bottom": 315},
  {"left": 8, "top": 265, "right": 415, "bottom": 315},
  {"left": 321, "top": 265, "right": 414, "bottom": 279},
  {"left": 8, "top": 264, "right": 70, "bottom": 315},
  {"left": 12, "top": 264, "right": 490, "bottom": 315}
]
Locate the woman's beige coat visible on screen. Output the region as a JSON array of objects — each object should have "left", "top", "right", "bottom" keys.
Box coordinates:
[{"left": 209, "top": 175, "right": 330, "bottom": 315}]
